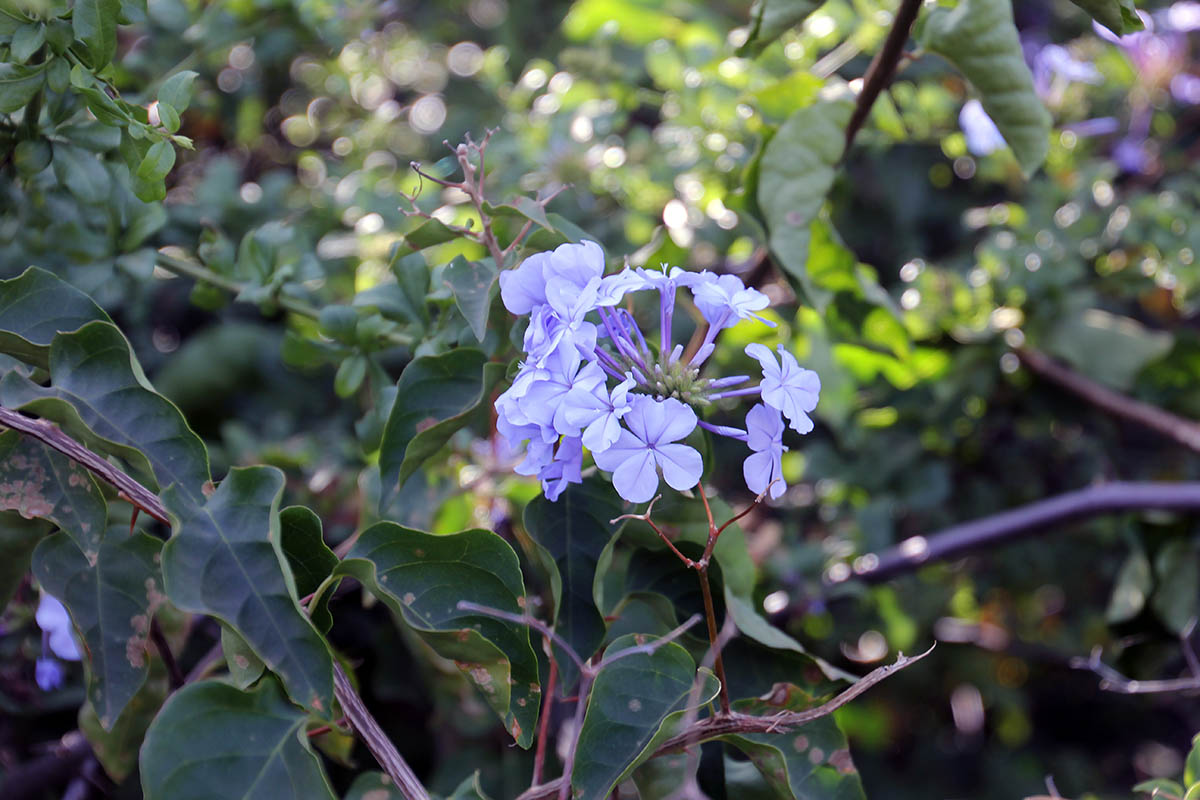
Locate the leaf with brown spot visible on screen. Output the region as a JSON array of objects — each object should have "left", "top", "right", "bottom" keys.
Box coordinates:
[
  {"left": 33, "top": 523, "right": 163, "bottom": 730},
  {"left": 0, "top": 429, "right": 107, "bottom": 560},
  {"left": 80, "top": 655, "right": 170, "bottom": 782}
]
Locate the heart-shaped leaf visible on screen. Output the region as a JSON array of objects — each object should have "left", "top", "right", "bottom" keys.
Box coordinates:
[{"left": 0, "top": 267, "right": 112, "bottom": 370}]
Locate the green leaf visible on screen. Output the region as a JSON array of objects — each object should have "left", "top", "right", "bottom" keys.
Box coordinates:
[
  {"left": 0, "top": 321, "right": 211, "bottom": 501},
  {"left": 0, "top": 512, "right": 51, "bottom": 611},
  {"left": 444, "top": 256, "right": 498, "bottom": 343},
  {"left": 572, "top": 633, "right": 721, "bottom": 799},
  {"left": 1133, "top": 778, "right": 1185, "bottom": 796},
  {"left": 1186, "top": 732, "right": 1200, "bottom": 786},
  {"left": 1044, "top": 308, "right": 1173, "bottom": 391},
  {"left": 161, "top": 466, "right": 335, "bottom": 714},
  {"left": 344, "top": 772, "right": 405, "bottom": 799},
  {"left": 445, "top": 773, "right": 496, "bottom": 800},
  {"left": 0, "top": 266, "right": 113, "bottom": 370},
  {"left": 136, "top": 139, "right": 176, "bottom": 181},
  {"left": 720, "top": 684, "right": 866, "bottom": 800},
  {"left": 757, "top": 97, "right": 854, "bottom": 307},
  {"left": 335, "top": 353, "right": 369, "bottom": 397},
  {"left": 10, "top": 22, "right": 46, "bottom": 63},
  {"left": 157, "top": 70, "right": 198, "bottom": 112},
  {"left": 378, "top": 349, "right": 506, "bottom": 502},
  {"left": 79, "top": 656, "right": 169, "bottom": 782},
  {"left": 318, "top": 304, "right": 359, "bottom": 344},
  {"left": 1152, "top": 539, "right": 1200, "bottom": 635},
  {"left": 524, "top": 478, "right": 624, "bottom": 689},
  {"left": 52, "top": 141, "right": 112, "bottom": 204},
  {"left": 1106, "top": 545, "right": 1153, "bottom": 624},
  {"left": 631, "top": 750, "right": 699, "bottom": 800},
  {"left": 73, "top": 0, "right": 121, "bottom": 68},
  {"left": 279, "top": 505, "right": 339, "bottom": 633},
  {"left": 1067, "top": 0, "right": 1142, "bottom": 35},
  {"left": 0, "top": 63, "right": 45, "bottom": 114},
  {"left": 335, "top": 523, "right": 540, "bottom": 746},
  {"left": 918, "top": 0, "right": 1051, "bottom": 176},
  {"left": 484, "top": 196, "right": 555, "bottom": 233},
  {"left": 140, "top": 679, "right": 337, "bottom": 800},
  {"left": 221, "top": 623, "right": 266, "bottom": 689},
  {"left": 0, "top": 429, "right": 107, "bottom": 560},
  {"left": 739, "top": 0, "right": 822, "bottom": 57},
  {"left": 13, "top": 139, "right": 52, "bottom": 176},
  {"left": 393, "top": 217, "right": 460, "bottom": 257},
  {"left": 33, "top": 526, "right": 163, "bottom": 729},
  {"left": 523, "top": 213, "right": 596, "bottom": 251}
]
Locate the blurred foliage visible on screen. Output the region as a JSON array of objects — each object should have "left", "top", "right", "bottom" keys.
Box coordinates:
[{"left": 2, "top": 0, "right": 1200, "bottom": 797}]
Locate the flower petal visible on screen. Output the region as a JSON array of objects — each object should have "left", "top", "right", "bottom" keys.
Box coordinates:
[
  {"left": 654, "top": 443, "right": 703, "bottom": 491},
  {"left": 612, "top": 449, "right": 659, "bottom": 503},
  {"left": 656, "top": 397, "right": 698, "bottom": 443}
]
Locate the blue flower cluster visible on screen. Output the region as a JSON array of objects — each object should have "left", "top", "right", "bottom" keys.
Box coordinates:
[{"left": 496, "top": 241, "right": 820, "bottom": 503}]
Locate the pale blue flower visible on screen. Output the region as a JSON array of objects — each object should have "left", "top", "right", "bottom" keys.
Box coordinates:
[
  {"left": 36, "top": 657, "right": 65, "bottom": 691},
  {"left": 592, "top": 396, "right": 702, "bottom": 503},
  {"left": 541, "top": 436, "right": 583, "bottom": 501},
  {"left": 959, "top": 100, "right": 1006, "bottom": 156},
  {"left": 743, "top": 403, "right": 786, "bottom": 499},
  {"left": 562, "top": 371, "right": 636, "bottom": 451},
  {"left": 36, "top": 593, "right": 81, "bottom": 661},
  {"left": 745, "top": 343, "right": 820, "bottom": 434},
  {"left": 500, "top": 239, "right": 605, "bottom": 314}
]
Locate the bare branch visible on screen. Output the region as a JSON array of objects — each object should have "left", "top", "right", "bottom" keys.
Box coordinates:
[
  {"left": 1070, "top": 646, "right": 1200, "bottom": 695},
  {"left": 841, "top": 481, "right": 1200, "bottom": 585},
  {"left": 593, "top": 613, "right": 703, "bottom": 671},
  {"left": 842, "top": 0, "right": 922, "bottom": 154},
  {"left": 1016, "top": 347, "right": 1200, "bottom": 453},
  {"left": 334, "top": 663, "right": 430, "bottom": 800},
  {"left": 456, "top": 600, "right": 588, "bottom": 677}
]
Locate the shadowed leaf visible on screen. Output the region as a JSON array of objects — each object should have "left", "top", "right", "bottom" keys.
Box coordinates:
[
  {"left": 0, "top": 267, "right": 112, "bottom": 370},
  {"left": 79, "top": 656, "right": 170, "bottom": 782},
  {"left": 444, "top": 256, "right": 498, "bottom": 342}
]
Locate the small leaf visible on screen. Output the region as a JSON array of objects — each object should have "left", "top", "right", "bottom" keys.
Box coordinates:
[
  {"left": 1186, "top": 732, "right": 1200, "bottom": 786},
  {"left": 140, "top": 679, "right": 337, "bottom": 800},
  {"left": 318, "top": 304, "right": 359, "bottom": 344},
  {"left": 757, "top": 97, "right": 854, "bottom": 307},
  {"left": 719, "top": 683, "right": 866, "bottom": 800},
  {"left": 52, "top": 142, "right": 112, "bottom": 204},
  {"left": 136, "top": 139, "right": 175, "bottom": 182},
  {"left": 378, "top": 349, "right": 506, "bottom": 502},
  {"left": 0, "top": 321, "right": 211, "bottom": 500},
  {"left": 221, "top": 624, "right": 266, "bottom": 689},
  {"left": 739, "top": 0, "right": 822, "bottom": 57},
  {"left": 10, "top": 22, "right": 46, "bottom": 63},
  {"left": 1152, "top": 539, "right": 1200, "bottom": 635},
  {"left": 157, "top": 70, "right": 198, "bottom": 112},
  {"left": 572, "top": 634, "right": 721, "bottom": 799},
  {"left": 334, "top": 353, "right": 368, "bottom": 397},
  {"left": 1067, "top": 0, "right": 1143, "bottom": 35},
  {"left": 524, "top": 478, "right": 624, "bottom": 689},
  {"left": 446, "top": 773, "right": 496, "bottom": 800},
  {"left": 393, "top": 217, "right": 460, "bottom": 257},
  {"left": 0, "top": 63, "right": 45, "bottom": 114},
  {"left": 33, "top": 526, "right": 163, "bottom": 730},
  {"left": 1133, "top": 778, "right": 1186, "bottom": 796},
  {"left": 13, "top": 139, "right": 52, "bottom": 177},
  {"left": 386, "top": 251, "right": 432, "bottom": 326},
  {"left": 73, "top": 0, "right": 121, "bottom": 68},
  {"left": 335, "top": 523, "right": 541, "bottom": 746},
  {"left": 444, "top": 256, "right": 498, "bottom": 342},
  {"left": 79, "top": 656, "right": 169, "bottom": 782},
  {"left": 1106, "top": 545, "right": 1153, "bottom": 624},
  {"left": 0, "top": 266, "right": 112, "bottom": 370},
  {"left": 0, "top": 430, "right": 107, "bottom": 559},
  {"left": 279, "top": 505, "right": 339, "bottom": 633},
  {"left": 919, "top": 0, "right": 1051, "bottom": 176},
  {"left": 161, "top": 466, "right": 335, "bottom": 715}
]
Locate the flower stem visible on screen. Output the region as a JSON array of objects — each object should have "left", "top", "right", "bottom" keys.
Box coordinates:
[{"left": 696, "top": 565, "right": 732, "bottom": 715}]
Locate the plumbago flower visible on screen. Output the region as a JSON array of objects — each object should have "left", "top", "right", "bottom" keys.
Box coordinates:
[{"left": 496, "top": 240, "right": 821, "bottom": 503}]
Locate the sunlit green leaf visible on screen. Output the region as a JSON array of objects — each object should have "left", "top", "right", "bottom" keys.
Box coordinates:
[
  {"left": 393, "top": 218, "right": 460, "bottom": 257},
  {"left": 572, "top": 634, "right": 721, "bottom": 799},
  {"left": 335, "top": 523, "right": 540, "bottom": 746},
  {"left": 140, "top": 679, "right": 337, "bottom": 800},
  {"left": 33, "top": 525, "right": 163, "bottom": 730},
  {"left": 1067, "top": 0, "right": 1142, "bottom": 35},
  {"left": 918, "top": 0, "right": 1051, "bottom": 176},
  {"left": 739, "top": 0, "right": 822, "bottom": 57},
  {"left": 161, "top": 466, "right": 335, "bottom": 715}
]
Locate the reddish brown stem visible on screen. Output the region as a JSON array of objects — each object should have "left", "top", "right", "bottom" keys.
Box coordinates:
[
  {"left": 532, "top": 652, "right": 558, "bottom": 785},
  {"left": 697, "top": 567, "right": 731, "bottom": 715}
]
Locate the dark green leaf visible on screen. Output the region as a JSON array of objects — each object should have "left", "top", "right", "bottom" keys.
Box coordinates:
[
  {"left": 161, "top": 467, "right": 335, "bottom": 714},
  {"left": 1152, "top": 539, "right": 1200, "bottom": 634},
  {"left": 0, "top": 267, "right": 112, "bottom": 370},
  {"left": 445, "top": 773, "right": 495, "bottom": 800},
  {"left": 378, "top": 349, "right": 506, "bottom": 502},
  {"left": 344, "top": 772, "right": 404, "bottom": 799},
  {"left": 720, "top": 684, "right": 866, "bottom": 800},
  {"left": 157, "top": 70, "right": 197, "bottom": 112},
  {"left": 318, "top": 305, "right": 359, "bottom": 344},
  {"left": 0, "top": 430, "right": 107, "bottom": 559},
  {"left": 335, "top": 523, "right": 540, "bottom": 746},
  {"left": 739, "top": 0, "right": 822, "bottom": 57},
  {"left": 73, "top": 0, "right": 121, "bottom": 68},
  {"left": 1133, "top": 779, "right": 1185, "bottom": 796},
  {"left": 136, "top": 139, "right": 175, "bottom": 181},
  {"left": 13, "top": 139, "right": 52, "bottom": 176},
  {"left": 10, "top": 22, "right": 46, "bottom": 63},
  {"left": 524, "top": 478, "right": 623, "bottom": 689},
  {"left": 918, "top": 0, "right": 1051, "bottom": 176},
  {"left": 1067, "top": 0, "right": 1142, "bottom": 35},
  {"left": 221, "top": 623, "right": 266, "bottom": 689},
  {"left": 79, "top": 656, "right": 169, "bottom": 782},
  {"left": 0, "top": 512, "right": 51, "bottom": 611},
  {"left": 1186, "top": 732, "right": 1200, "bottom": 786},
  {"left": 757, "top": 97, "right": 854, "bottom": 308},
  {"left": 0, "top": 321, "right": 211, "bottom": 500},
  {"left": 140, "top": 679, "right": 337, "bottom": 800},
  {"left": 1106, "top": 545, "right": 1153, "bottom": 624},
  {"left": 335, "top": 353, "right": 369, "bottom": 397},
  {"left": 279, "top": 506, "right": 338, "bottom": 599},
  {"left": 572, "top": 634, "right": 721, "bottom": 799},
  {"left": 393, "top": 217, "right": 460, "bottom": 257},
  {"left": 59, "top": 121, "right": 123, "bottom": 152},
  {"left": 0, "top": 63, "right": 45, "bottom": 114},
  {"left": 383, "top": 251, "right": 432, "bottom": 326},
  {"left": 444, "top": 256, "right": 498, "bottom": 343},
  {"left": 1044, "top": 308, "right": 1173, "bottom": 391},
  {"left": 33, "top": 526, "right": 163, "bottom": 730},
  {"left": 52, "top": 142, "right": 112, "bottom": 204}
]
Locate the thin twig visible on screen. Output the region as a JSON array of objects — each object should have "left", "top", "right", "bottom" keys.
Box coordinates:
[
  {"left": 593, "top": 614, "right": 703, "bottom": 671},
  {"left": 1070, "top": 646, "right": 1200, "bottom": 694},
  {"left": 532, "top": 652, "right": 557, "bottom": 786},
  {"left": 0, "top": 407, "right": 170, "bottom": 525},
  {"left": 1016, "top": 347, "right": 1200, "bottom": 453},
  {"left": 456, "top": 601, "right": 587, "bottom": 676},
  {"left": 843, "top": 0, "right": 923, "bottom": 154},
  {"left": 150, "top": 618, "right": 184, "bottom": 690},
  {"left": 841, "top": 481, "right": 1200, "bottom": 584}
]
